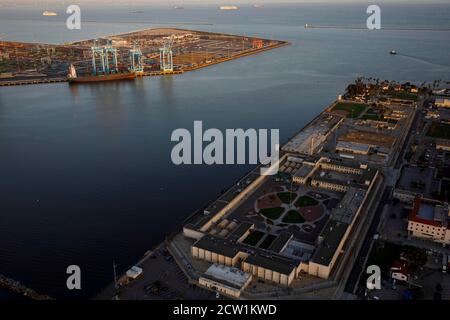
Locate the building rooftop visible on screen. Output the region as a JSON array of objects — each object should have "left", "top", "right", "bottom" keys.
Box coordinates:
[
  {"left": 193, "top": 236, "right": 239, "bottom": 258},
  {"left": 332, "top": 187, "right": 366, "bottom": 224},
  {"left": 268, "top": 231, "right": 293, "bottom": 253},
  {"left": 336, "top": 141, "right": 371, "bottom": 154},
  {"left": 293, "top": 163, "right": 316, "bottom": 178},
  {"left": 245, "top": 252, "right": 298, "bottom": 275},
  {"left": 227, "top": 222, "right": 254, "bottom": 242},
  {"left": 202, "top": 264, "right": 252, "bottom": 290},
  {"left": 311, "top": 220, "right": 348, "bottom": 266}
]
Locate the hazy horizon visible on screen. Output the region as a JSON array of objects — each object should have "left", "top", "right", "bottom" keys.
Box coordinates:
[{"left": 1, "top": 0, "right": 450, "bottom": 6}]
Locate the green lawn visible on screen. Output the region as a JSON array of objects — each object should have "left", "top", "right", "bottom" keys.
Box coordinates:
[
  {"left": 282, "top": 210, "right": 306, "bottom": 224},
  {"left": 243, "top": 231, "right": 265, "bottom": 246},
  {"left": 277, "top": 192, "right": 297, "bottom": 204},
  {"left": 332, "top": 102, "right": 366, "bottom": 118},
  {"left": 295, "top": 196, "right": 318, "bottom": 208},
  {"left": 260, "top": 207, "right": 285, "bottom": 220},
  {"left": 387, "top": 91, "right": 418, "bottom": 101},
  {"left": 427, "top": 122, "right": 450, "bottom": 140}
]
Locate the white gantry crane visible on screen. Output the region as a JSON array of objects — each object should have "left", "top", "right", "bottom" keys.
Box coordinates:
[
  {"left": 159, "top": 35, "right": 174, "bottom": 73},
  {"left": 129, "top": 43, "right": 144, "bottom": 75}
]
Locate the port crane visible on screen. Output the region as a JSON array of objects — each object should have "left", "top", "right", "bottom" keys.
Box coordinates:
[
  {"left": 91, "top": 39, "right": 118, "bottom": 75},
  {"left": 129, "top": 43, "right": 144, "bottom": 74},
  {"left": 159, "top": 35, "right": 174, "bottom": 72}
]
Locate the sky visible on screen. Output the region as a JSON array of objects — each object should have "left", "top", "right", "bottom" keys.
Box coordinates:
[{"left": 1, "top": 0, "right": 450, "bottom": 5}]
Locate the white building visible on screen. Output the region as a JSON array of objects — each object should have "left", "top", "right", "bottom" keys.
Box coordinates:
[
  {"left": 199, "top": 264, "right": 252, "bottom": 298},
  {"left": 407, "top": 197, "right": 450, "bottom": 245}
]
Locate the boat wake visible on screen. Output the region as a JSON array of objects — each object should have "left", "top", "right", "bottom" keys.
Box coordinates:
[{"left": 397, "top": 53, "right": 450, "bottom": 69}]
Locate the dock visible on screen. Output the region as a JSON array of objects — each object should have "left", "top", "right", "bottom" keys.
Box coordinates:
[
  {"left": 0, "top": 28, "right": 289, "bottom": 87},
  {"left": 0, "top": 77, "right": 67, "bottom": 86}
]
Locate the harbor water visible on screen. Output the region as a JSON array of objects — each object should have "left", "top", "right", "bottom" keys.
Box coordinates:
[{"left": 0, "top": 3, "right": 449, "bottom": 299}]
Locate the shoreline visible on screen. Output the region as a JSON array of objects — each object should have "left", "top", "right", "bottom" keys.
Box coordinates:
[
  {"left": 93, "top": 96, "right": 340, "bottom": 300},
  {"left": 0, "top": 27, "right": 290, "bottom": 87}
]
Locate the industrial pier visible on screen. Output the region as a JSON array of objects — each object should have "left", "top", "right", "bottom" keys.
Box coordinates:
[{"left": 0, "top": 28, "right": 289, "bottom": 86}]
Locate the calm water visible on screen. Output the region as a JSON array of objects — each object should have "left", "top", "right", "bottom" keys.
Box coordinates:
[{"left": 0, "top": 3, "right": 449, "bottom": 299}]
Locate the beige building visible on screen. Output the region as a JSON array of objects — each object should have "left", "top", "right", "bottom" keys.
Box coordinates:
[
  {"left": 407, "top": 197, "right": 450, "bottom": 245},
  {"left": 435, "top": 98, "right": 450, "bottom": 108},
  {"left": 436, "top": 139, "right": 450, "bottom": 152},
  {"left": 199, "top": 264, "right": 252, "bottom": 298},
  {"left": 241, "top": 254, "right": 297, "bottom": 286}
]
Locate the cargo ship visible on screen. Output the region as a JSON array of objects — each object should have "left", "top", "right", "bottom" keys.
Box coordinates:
[
  {"left": 42, "top": 11, "right": 58, "bottom": 16},
  {"left": 67, "top": 64, "right": 136, "bottom": 84},
  {"left": 219, "top": 5, "right": 239, "bottom": 10}
]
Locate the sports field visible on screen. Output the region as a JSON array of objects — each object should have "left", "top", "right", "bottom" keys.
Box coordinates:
[{"left": 332, "top": 102, "right": 366, "bottom": 118}]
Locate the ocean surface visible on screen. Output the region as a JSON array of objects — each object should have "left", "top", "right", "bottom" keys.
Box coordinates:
[{"left": 0, "top": 2, "right": 449, "bottom": 299}]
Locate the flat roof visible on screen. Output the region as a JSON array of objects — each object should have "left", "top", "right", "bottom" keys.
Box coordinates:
[
  {"left": 417, "top": 203, "right": 435, "bottom": 221},
  {"left": 268, "top": 231, "right": 293, "bottom": 253},
  {"left": 336, "top": 141, "right": 371, "bottom": 153},
  {"left": 280, "top": 239, "right": 314, "bottom": 261},
  {"left": 228, "top": 222, "right": 254, "bottom": 241},
  {"left": 332, "top": 187, "right": 366, "bottom": 224},
  {"left": 202, "top": 264, "right": 251, "bottom": 290},
  {"left": 311, "top": 220, "right": 348, "bottom": 266},
  {"left": 193, "top": 236, "right": 239, "bottom": 258},
  {"left": 293, "top": 163, "right": 315, "bottom": 178},
  {"left": 245, "top": 252, "right": 297, "bottom": 275},
  {"left": 338, "top": 130, "right": 395, "bottom": 149}
]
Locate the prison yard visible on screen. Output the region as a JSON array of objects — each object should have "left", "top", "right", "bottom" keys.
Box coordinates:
[
  {"left": 331, "top": 102, "right": 367, "bottom": 118},
  {"left": 164, "top": 79, "right": 430, "bottom": 299},
  {"left": 0, "top": 28, "right": 288, "bottom": 85},
  {"left": 99, "top": 79, "right": 448, "bottom": 300}
]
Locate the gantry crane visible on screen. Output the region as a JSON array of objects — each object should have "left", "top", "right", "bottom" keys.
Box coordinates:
[
  {"left": 129, "top": 43, "right": 143, "bottom": 74},
  {"left": 91, "top": 39, "right": 118, "bottom": 75},
  {"left": 159, "top": 35, "right": 174, "bottom": 73}
]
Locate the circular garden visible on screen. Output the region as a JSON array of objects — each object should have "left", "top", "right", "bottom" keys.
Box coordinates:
[{"left": 255, "top": 190, "right": 324, "bottom": 228}]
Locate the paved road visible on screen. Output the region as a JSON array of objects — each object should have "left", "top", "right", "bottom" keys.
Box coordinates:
[{"left": 344, "top": 187, "right": 392, "bottom": 295}]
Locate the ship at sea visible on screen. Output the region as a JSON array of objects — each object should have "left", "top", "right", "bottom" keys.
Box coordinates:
[
  {"left": 67, "top": 65, "right": 136, "bottom": 84},
  {"left": 42, "top": 11, "right": 58, "bottom": 16},
  {"left": 219, "top": 5, "right": 239, "bottom": 10},
  {"left": 67, "top": 41, "right": 140, "bottom": 84}
]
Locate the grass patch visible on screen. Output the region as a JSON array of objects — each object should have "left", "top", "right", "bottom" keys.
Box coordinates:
[
  {"left": 295, "top": 196, "right": 318, "bottom": 207},
  {"left": 260, "top": 207, "right": 285, "bottom": 220},
  {"left": 427, "top": 122, "right": 450, "bottom": 140},
  {"left": 277, "top": 192, "right": 296, "bottom": 204},
  {"left": 387, "top": 91, "right": 418, "bottom": 101},
  {"left": 258, "top": 234, "right": 277, "bottom": 249},
  {"left": 282, "top": 210, "right": 306, "bottom": 224},
  {"left": 243, "top": 231, "right": 265, "bottom": 246},
  {"left": 332, "top": 102, "right": 366, "bottom": 118}
]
